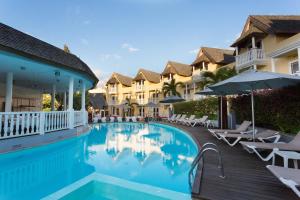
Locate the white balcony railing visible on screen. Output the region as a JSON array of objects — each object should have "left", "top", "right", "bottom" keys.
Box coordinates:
[
  {"left": 109, "top": 99, "right": 118, "bottom": 105},
  {"left": 135, "top": 84, "right": 144, "bottom": 91},
  {"left": 137, "top": 99, "right": 145, "bottom": 105},
  {"left": 236, "top": 48, "right": 265, "bottom": 69},
  {"left": 0, "top": 110, "right": 87, "bottom": 140},
  {"left": 109, "top": 87, "right": 117, "bottom": 94},
  {"left": 148, "top": 98, "right": 159, "bottom": 104}
]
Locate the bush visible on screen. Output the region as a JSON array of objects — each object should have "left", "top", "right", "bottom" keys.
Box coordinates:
[
  {"left": 230, "top": 85, "right": 300, "bottom": 134},
  {"left": 173, "top": 97, "right": 218, "bottom": 119}
]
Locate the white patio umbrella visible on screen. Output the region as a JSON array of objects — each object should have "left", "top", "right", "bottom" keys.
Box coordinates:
[{"left": 209, "top": 70, "right": 300, "bottom": 139}]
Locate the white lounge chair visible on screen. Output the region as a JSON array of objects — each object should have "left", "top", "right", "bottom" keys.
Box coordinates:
[
  {"left": 218, "top": 129, "right": 280, "bottom": 147},
  {"left": 187, "top": 116, "right": 208, "bottom": 127},
  {"left": 131, "top": 116, "right": 137, "bottom": 122},
  {"left": 208, "top": 120, "right": 252, "bottom": 139},
  {"left": 110, "top": 117, "right": 115, "bottom": 122},
  {"left": 125, "top": 117, "right": 131, "bottom": 122},
  {"left": 170, "top": 114, "right": 181, "bottom": 123},
  {"left": 180, "top": 115, "right": 195, "bottom": 125},
  {"left": 240, "top": 132, "right": 300, "bottom": 161},
  {"left": 167, "top": 114, "right": 177, "bottom": 122},
  {"left": 101, "top": 117, "right": 107, "bottom": 123},
  {"left": 175, "top": 114, "right": 186, "bottom": 124},
  {"left": 117, "top": 117, "right": 122, "bottom": 122},
  {"left": 267, "top": 165, "right": 300, "bottom": 197},
  {"left": 93, "top": 116, "right": 99, "bottom": 123}
]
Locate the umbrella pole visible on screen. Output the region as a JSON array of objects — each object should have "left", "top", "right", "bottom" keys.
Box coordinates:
[
  {"left": 220, "top": 96, "right": 223, "bottom": 129},
  {"left": 251, "top": 91, "right": 255, "bottom": 140}
]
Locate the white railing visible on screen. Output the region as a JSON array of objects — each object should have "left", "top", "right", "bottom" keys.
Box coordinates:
[
  {"left": 135, "top": 84, "right": 144, "bottom": 91},
  {"left": 137, "top": 99, "right": 145, "bottom": 105},
  {"left": 0, "top": 112, "right": 41, "bottom": 139},
  {"left": 236, "top": 48, "right": 265, "bottom": 68},
  {"left": 109, "top": 87, "right": 117, "bottom": 94},
  {"left": 44, "top": 111, "right": 69, "bottom": 132},
  {"left": 148, "top": 98, "right": 159, "bottom": 104},
  {"left": 0, "top": 110, "right": 87, "bottom": 140}
]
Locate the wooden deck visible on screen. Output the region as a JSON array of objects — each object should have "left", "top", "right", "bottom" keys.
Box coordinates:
[{"left": 165, "top": 123, "right": 298, "bottom": 200}]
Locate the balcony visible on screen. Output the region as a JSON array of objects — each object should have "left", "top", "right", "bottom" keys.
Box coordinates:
[
  {"left": 108, "top": 99, "right": 119, "bottom": 105},
  {"left": 109, "top": 87, "right": 118, "bottom": 94},
  {"left": 183, "top": 94, "right": 192, "bottom": 101},
  {"left": 236, "top": 48, "right": 267, "bottom": 70},
  {"left": 148, "top": 98, "right": 159, "bottom": 104},
  {"left": 136, "top": 99, "right": 145, "bottom": 105},
  {"left": 135, "top": 84, "right": 144, "bottom": 92}
]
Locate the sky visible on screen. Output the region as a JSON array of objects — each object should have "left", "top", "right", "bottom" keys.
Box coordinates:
[{"left": 1, "top": 0, "right": 300, "bottom": 87}]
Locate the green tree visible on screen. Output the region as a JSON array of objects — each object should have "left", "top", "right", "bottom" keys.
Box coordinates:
[
  {"left": 198, "top": 67, "right": 236, "bottom": 89},
  {"left": 162, "top": 79, "right": 184, "bottom": 97}
]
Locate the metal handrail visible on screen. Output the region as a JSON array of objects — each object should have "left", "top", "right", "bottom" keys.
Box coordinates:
[{"left": 189, "top": 142, "right": 225, "bottom": 191}]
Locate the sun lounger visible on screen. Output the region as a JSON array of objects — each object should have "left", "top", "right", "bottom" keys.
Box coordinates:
[
  {"left": 117, "top": 117, "right": 122, "bottom": 122},
  {"left": 125, "top": 117, "right": 131, "bottom": 122},
  {"left": 186, "top": 116, "right": 208, "bottom": 127},
  {"left": 208, "top": 121, "right": 252, "bottom": 139},
  {"left": 131, "top": 116, "right": 137, "bottom": 122},
  {"left": 167, "top": 114, "right": 177, "bottom": 122},
  {"left": 267, "top": 165, "right": 300, "bottom": 197},
  {"left": 240, "top": 132, "right": 300, "bottom": 161},
  {"left": 110, "top": 117, "right": 115, "bottom": 122},
  {"left": 174, "top": 114, "right": 186, "bottom": 124},
  {"left": 180, "top": 115, "right": 195, "bottom": 125},
  {"left": 218, "top": 129, "right": 280, "bottom": 147},
  {"left": 170, "top": 114, "right": 181, "bottom": 123},
  {"left": 101, "top": 117, "right": 107, "bottom": 123}
]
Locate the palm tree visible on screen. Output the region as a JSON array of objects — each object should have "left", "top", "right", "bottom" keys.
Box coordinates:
[
  {"left": 162, "top": 79, "right": 184, "bottom": 97},
  {"left": 198, "top": 67, "right": 237, "bottom": 129},
  {"left": 198, "top": 67, "right": 236, "bottom": 89},
  {"left": 124, "top": 97, "right": 138, "bottom": 116}
]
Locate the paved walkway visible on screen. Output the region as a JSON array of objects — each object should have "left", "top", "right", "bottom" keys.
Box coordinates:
[{"left": 164, "top": 123, "right": 298, "bottom": 200}]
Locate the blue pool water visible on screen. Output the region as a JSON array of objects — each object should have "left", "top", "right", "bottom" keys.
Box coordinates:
[{"left": 0, "top": 123, "right": 198, "bottom": 200}]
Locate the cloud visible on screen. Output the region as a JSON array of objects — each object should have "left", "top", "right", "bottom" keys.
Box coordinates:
[
  {"left": 121, "top": 43, "right": 140, "bottom": 52},
  {"left": 99, "top": 54, "right": 122, "bottom": 61},
  {"left": 80, "top": 38, "right": 89, "bottom": 45},
  {"left": 189, "top": 48, "right": 199, "bottom": 54}
]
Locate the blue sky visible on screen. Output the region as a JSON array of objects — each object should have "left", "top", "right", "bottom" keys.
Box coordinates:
[{"left": 1, "top": 0, "right": 300, "bottom": 86}]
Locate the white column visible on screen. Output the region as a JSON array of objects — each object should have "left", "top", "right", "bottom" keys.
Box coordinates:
[
  {"left": 298, "top": 48, "right": 300, "bottom": 68},
  {"left": 51, "top": 85, "right": 56, "bottom": 111},
  {"left": 185, "top": 84, "right": 188, "bottom": 100},
  {"left": 5, "top": 72, "right": 13, "bottom": 112},
  {"left": 63, "top": 92, "right": 67, "bottom": 111},
  {"left": 271, "top": 58, "right": 276, "bottom": 72},
  {"left": 202, "top": 62, "right": 205, "bottom": 70},
  {"left": 235, "top": 47, "right": 239, "bottom": 56},
  {"left": 81, "top": 82, "right": 86, "bottom": 111},
  {"left": 193, "top": 83, "right": 196, "bottom": 100},
  {"left": 253, "top": 64, "right": 257, "bottom": 70},
  {"left": 68, "top": 77, "right": 74, "bottom": 129},
  {"left": 251, "top": 36, "right": 256, "bottom": 48}
]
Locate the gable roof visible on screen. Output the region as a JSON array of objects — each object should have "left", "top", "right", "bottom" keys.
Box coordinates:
[
  {"left": 0, "top": 23, "right": 98, "bottom": 85},
  {"left": 192, "top": 47, "right": 235, "bottom": 65},
  {"left": 232, "top": 15, "right": 300, "bottom": 47},
  {"left": 161, "top": 61, "right": 192, "bottom": 77},
  {"left": 133, "top": 68, "right": 161, "bottom": 83},
  {"left": 107, "top": 72, "right": 132, "bottom": 87}
]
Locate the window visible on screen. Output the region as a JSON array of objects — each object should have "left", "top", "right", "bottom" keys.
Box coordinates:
[{"left": 291, "top": 61, "right": 299, "bottom": 74}]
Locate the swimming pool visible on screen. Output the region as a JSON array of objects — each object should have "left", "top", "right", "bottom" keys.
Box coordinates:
[{"left": 0, "top": 123, "right": 198, "bottom": 199}]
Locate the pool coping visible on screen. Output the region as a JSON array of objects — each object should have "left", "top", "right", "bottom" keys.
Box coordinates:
[{"left": 42, "top": 172, "right": 191, "bottom": 200}]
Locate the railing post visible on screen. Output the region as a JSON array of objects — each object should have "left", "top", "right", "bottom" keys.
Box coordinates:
[
  {"left": 69, "top": 110, "right": 74, "bottom": 129},
  {"left": 40, "top": 112, "right": 45, "bottom": 135}
]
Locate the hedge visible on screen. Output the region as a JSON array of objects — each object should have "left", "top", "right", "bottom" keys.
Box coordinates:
[
  {"left": 173, "top": 97, "right": 218, "bottom": 119},
  {"left": 230, "top": 85, "right": 300, "bottom": 134}
]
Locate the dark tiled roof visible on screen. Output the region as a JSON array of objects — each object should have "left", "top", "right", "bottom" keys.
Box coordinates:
[
  {"left": 0, "top": 23, "right": 98, "bottom": 84},
  {"left": 107, "top": 72, "right": 132, "bottom": 87},
  {"left": 232, "top": 15, "right": 300, "bottom": 47},
  {"left": 133, "top": 68, "right": 161, "bottom": 83},
  {"left": 89, "top": 93, "right": 107, "bottom": 109},
  {"left": 161, "top": 61, "right": 192, "bottom": 77},
  {"left": 192, "top": 47, "right": 235, "bottom": 65}
]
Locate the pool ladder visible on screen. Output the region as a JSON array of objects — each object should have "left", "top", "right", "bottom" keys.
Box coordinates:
[{"left": 188, "top": 142, "right": 225, "bottom": 192}]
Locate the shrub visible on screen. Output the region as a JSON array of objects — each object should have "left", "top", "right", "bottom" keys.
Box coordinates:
[
  {"left": 173, "top": 97, "right": 218, "bottom": 119},
  {"left": 230, "top": 85, "right": 300, "bottom": 134}
]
